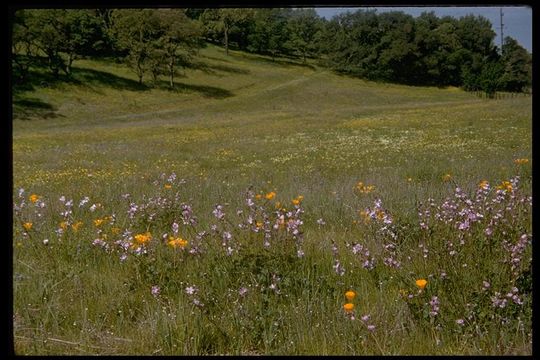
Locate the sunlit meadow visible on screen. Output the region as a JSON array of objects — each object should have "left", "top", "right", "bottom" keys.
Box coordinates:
[{"left": 12, "top": 45, "right": 532, "bottom": 355}]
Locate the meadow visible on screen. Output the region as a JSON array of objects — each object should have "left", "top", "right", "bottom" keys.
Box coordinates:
[{"left": 12, "top": 44, "right": 532, "bottom": 355}]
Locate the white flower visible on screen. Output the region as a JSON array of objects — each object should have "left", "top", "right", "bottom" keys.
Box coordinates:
[{"left": 185, "top": 286, "right": 198, "bottom": 295}]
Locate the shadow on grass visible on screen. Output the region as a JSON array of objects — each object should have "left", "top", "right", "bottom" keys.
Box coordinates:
[
  {"left": 13, "top": 97, "right": 63, "bottom": 120},
  {"left": 12, "top": 59, "right": 148, "bottom": 94},
  {"left": 162, "top": 80, "right": 233, "bottom": 98},
  {"left": 71, "top": 67, "right": 148, "bottom": 91},
  {"left": 13, "top": 59, "right": 232, "bottom": 99},
  {"left": 188, "top": 60, "right": 250, "bottom": 76},
  {"left": 232, "top": 51, "right": 317, "bottom": 70}
]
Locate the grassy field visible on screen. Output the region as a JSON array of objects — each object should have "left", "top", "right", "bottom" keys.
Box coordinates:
[{"left": 12, "top": 44, "right": 532, "bottom": 355}]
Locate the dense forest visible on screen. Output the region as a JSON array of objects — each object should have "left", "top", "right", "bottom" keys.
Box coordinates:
[{"left": 12, "top": 8, "right": 532, "bottom": 95}]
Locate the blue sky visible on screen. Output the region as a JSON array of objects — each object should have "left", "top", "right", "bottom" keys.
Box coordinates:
[{"left": 315, "top": 6, "right": 532, "bottom": 52}]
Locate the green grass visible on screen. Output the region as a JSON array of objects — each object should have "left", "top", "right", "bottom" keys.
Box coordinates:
[{"left": 12, "top": 44, "right": 532, "bottom": 355}]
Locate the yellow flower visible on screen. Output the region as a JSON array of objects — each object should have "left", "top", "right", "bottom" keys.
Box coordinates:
[
  {"left": 443, "top": 174, "right": 452, "bottom": 182},
  {"left": 356, "top": 181, "right": 375, "bottom": 193},
  {"left": 111, "top": 227, "right": 120, "bottom": 235},
  {"left": 59, "top": 221, "right": 68, "bottom": 230},
  {"left": 29, "top": 194, "right": 39, "bottom": 203},
  {"left": 415, "top": 279, "right": 427, "bottom": 290},
  {"left": 72, "top": 222, "right": 83, "bottom": 232},
  {"left": 134, "top": 232, "right": 152, "bottom": 244},
  {"left": 478, "top": 180, "right": 489, "bottom": 189},
  {"left": 94, "top": 219, "right": 104, "bottom": 227},
  {"left": 496, "top": 181, "right": 513, "bottom": 192},
  {"left": 256, "top": 222, "right": 263, "bottom": 228},
  {"left": 265, "top": 191, "right": 276, "bottom": 200},
  {"left": 345, "top": 290, "right": 356, "bottom": 301},
  {"left": 407, "top": 177, "right": 413, "bottom": 182},
  {"left": 275, "top": 201, "right": 281, "bottom": 209},
  {"left": 164, "top": 184, "right": 172, "bottom": 189},
  {"left": 514, "top": 158, "right": 529, "bottom": 165},
  {"left": 255, "top": 194, "right": 262, "bottom": 200},
  {"left": 292, "top": 199, "right": 300, "bottom": 205},
  {"left": 343, "top": 303, "right": 354, "bottom": 312},
  {"left": 168, "top": 236, "right": 188, "bottom": 248},
  {"left": 22, "top": 222, "right": 32, "bottom": 231}
]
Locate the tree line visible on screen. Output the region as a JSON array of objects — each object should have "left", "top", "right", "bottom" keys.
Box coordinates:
[{"left": 12, "top": 8, "right": 532, "bottom": 95}]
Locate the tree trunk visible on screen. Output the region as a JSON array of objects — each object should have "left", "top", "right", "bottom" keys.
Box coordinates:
[
  {"left": 169, "top": 57, "right": 174, "bottom": 88},
  {"left": 48, "top": 53, "right": 60, "bottom": 78},
  {"left": 65, "top": 53, "right": 74, "bottom": 76},
  {"left": 224, "top": 25, "right": 229, "bottom": 56}
]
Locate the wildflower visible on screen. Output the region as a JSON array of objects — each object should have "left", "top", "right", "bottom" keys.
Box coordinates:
[
  {"left": 29, "top": 194, "right": 39, "bottom": 203},
  {"left": 407, "top": 177, "right": 413, "bottom": 182},
  {"left": 185, "top": 285, "right": 198, "bottom": 295},
  {"left": 72, "top": 222, "right": 83, "bottom": 232},
  {"left": 42, "top": 239, "right": 49, "bottom": 245},
  {"left": 361, "top": 314, "right": 370, "bottom": 322},
  {"left": 212, "top": 205, "right": 225, "bottom": 220},
  {"left": 111, "top": 227, "right": 120, "bottom": 235},
  {"left": 478, "top": 180, "right": 490, "bottom": 190},
  {"left": 151, "top": 286, "right": 160, "bottom": 297},
  {"left": 415, "top": 279, "right": 427, "bottom": 290},
  {"left": 345, "top": 290, "right": 356, "bottom": 301},
  {"left": 255, "top": 194, "right": 262, "bottom": 200},
  {"left": 168, "top": 237, "right": 188, "bottom": 248},
  {"left": 356, "top": 182, "right": 375, "bottom": 193},
  {"left": 456, "top": 319, "right": 465, "bottom": 326},
  {"left": 443, "top": 174, "right": 452, "bottom": 182},
  {"left": 79, "top": 197, "right": 90, "bottom": 207},
  {"left": 429, "top": 296, "right": 440, "bottom": 317},
  {"left": 265, "top": 191, "right": 276, "bottom": 200},
  {"left": 316, "top": 218, "right": 326, "bottom": 225},
  {"left": 239, "top": 287, "right": 249, "bottom": 297},
  {"left": 164, "top": 184, "right": 172, "bottom": 189},
  {"left": 60, "top": 221, "right": 68, "bottom": 230},
  {"left": 94, "top": 219, "right": 104, "bottom": 227},
  {"left": 514, "top": 158, "right": 529, "bottom": 165},
  {"left": 134, "top": 232, "right": 152, "bottom": 244},
  {"left": 22, "top": 222, "right": 32, "bottom": 231},
  {"left": 343, "top": 303, "right": 354, "bottom": 312},
  {"left": 496, "top": 181, "right": 513, "bottom": 192},
  {"left": 367, "top": 324, "right": 376, "bottom": 332}
]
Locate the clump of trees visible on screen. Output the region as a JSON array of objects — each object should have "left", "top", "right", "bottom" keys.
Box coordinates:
[
  {"left": 318, "top": 10, "right": 531, "bottom": 94},
  {"left": 12, "top": 8, "right": 532, "bottom": 94}
]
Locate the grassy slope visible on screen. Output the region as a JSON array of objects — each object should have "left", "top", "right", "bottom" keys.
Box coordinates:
[{"left": 12, "top": 44, "right": 532, "bottom": 355}]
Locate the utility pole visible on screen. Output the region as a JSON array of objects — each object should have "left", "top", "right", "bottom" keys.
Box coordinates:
[{"left": 500, "top": 8, "right": 504, "bottom": 54}]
